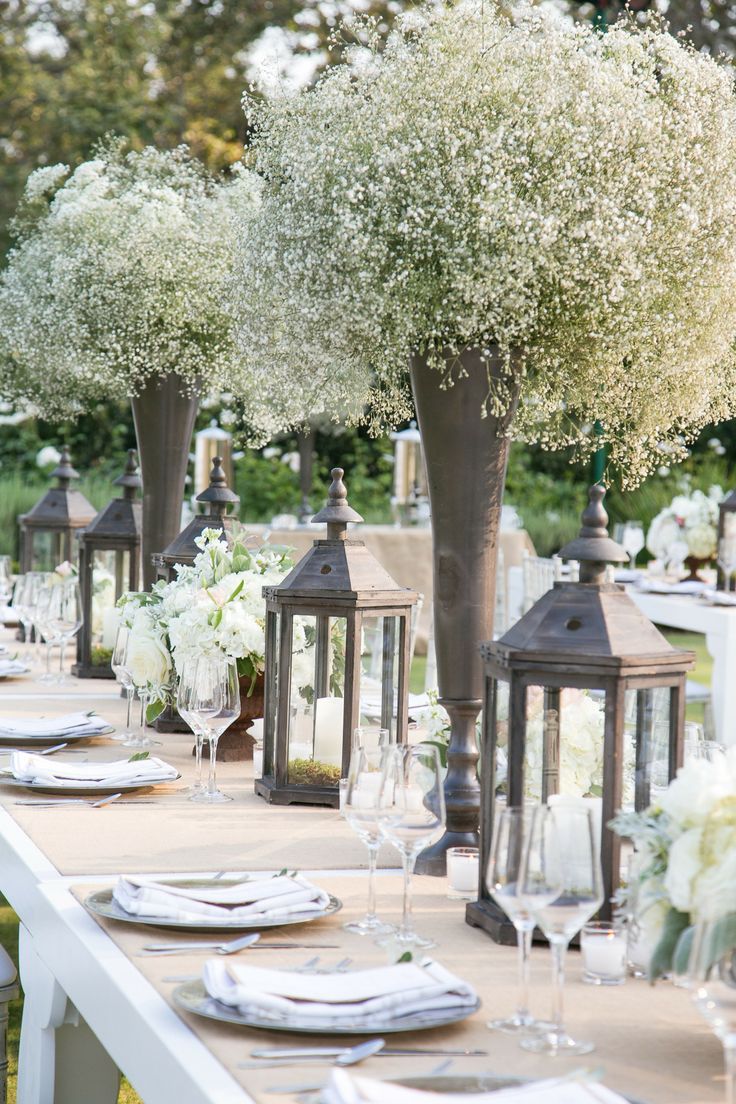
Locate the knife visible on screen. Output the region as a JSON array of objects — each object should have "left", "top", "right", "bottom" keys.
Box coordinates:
[{"left": 250, "top": 1046, "right": 488, "bottom": 1058}]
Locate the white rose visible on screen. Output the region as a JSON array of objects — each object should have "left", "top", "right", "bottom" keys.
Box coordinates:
[
  {"left": 664, "top": 828, "right": 702, "bottom": 913},
  {"left": 657, "top": 756, "right": 724, "bottom": 827},
  {"left": 685, "top": 522, "right": 716, "bottom": 560},
  {"left": 695, "top": 846, "right": 736, "bottom": 922},
  {"left": 126, "top": 609, "right": 172, "bottom": 690},
  {"left": 646, "top": 514, "right": 682, "bottom": 559}
]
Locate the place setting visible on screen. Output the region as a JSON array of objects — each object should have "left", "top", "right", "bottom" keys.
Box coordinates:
[{"left": 0, "top": 749, "right": 180, "bottom": 797}]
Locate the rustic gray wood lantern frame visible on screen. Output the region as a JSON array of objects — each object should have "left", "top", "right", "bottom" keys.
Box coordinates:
[
  {"left": 72, "top": 450, "right": 142, "bottom": 679},
  {"left": 466, "top": 486, "right": 694, "bottom": 943},
  {"left": 18, "top": 446, "right": 96, "bottom": 573},
  {"left": 151, "top": 456, "right": 241, "bottom": 582},
  {"left": 255, "top": 467, "right": 417, "bottom": 808}
]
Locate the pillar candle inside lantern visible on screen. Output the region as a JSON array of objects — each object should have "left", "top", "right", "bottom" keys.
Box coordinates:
[{"left": 313, "top": 696, "right": 344, "bottom": 766}]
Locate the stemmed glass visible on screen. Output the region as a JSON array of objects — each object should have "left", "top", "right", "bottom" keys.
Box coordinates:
[
  {"left": 377, "top": 743, "right": 446, "bottom": 950},
  {"left": 179, "top": 655, "right": 240, "bottom": 803},
  {"left": 13, "top": 574, "right": 42, "bottom": 667},
  {"left": 177, "top": 659, "right": 207, "bottom": 798},
  {"left": 519, "top": 803, "right": 603, "bottom": 1056},
  {"left": 34, "top": 583, "right": 58, "bottom": 682},
  {"left": 46, "top": 579, "right": 82, "bottom": 684},
  {"left": 111, "top": 625, "right": 137, "bottom": 743},
  {"left": 688, "top": 920, "right": 736, "bottom": 1104},
  {"left": 622, "top": 521, "right": 645, "bottom": 569},
  {"left": 341, "top": 745, "right": 394, "bottom": 936},
  {"left": 0, "top": 556, "right": 13, "bottom": 609},
  {"left": 718, "top": 537, "right": 736, "bottom": 592},
  {"left": 487, "top": 806, "right": 544, "bottom": 1034}
]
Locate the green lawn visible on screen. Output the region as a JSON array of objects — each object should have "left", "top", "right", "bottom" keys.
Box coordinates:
[{"left": 0, "top": 628, "right": 712, "bottom": 1102}]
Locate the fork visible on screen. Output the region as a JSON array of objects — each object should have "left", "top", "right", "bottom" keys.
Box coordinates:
[
  {"left": 0, "top": 742, "right": 68, "bottom": 755},
  {"left": 14, "top": 792, "right": 123, "bottom": 808}
]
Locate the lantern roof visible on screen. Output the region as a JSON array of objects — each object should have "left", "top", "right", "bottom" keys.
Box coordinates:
[
  {"left": 82, "top": 451, "right": 142, "bottom": 543},
  {"left": 272, "top": 468, "right": 417, "bottom": 605},
  {"left": 154, "top": 455, "right": 244, "bottom": 568},
  {"left": 486, "top": 485, "right": 693, "bottom": 675},
  {"left": 20, "top": 445, "right": 96, "bottom": 530}
]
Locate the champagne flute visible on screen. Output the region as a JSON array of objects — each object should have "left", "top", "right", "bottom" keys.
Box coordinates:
[
  {"left": 47, "top": 579, "right": 82, "bottom": 684},
  {"left": 341, "top": 745, "right": 394, "bottom": 936},
  {"left": 688, "top": 920, "right": 736, "bottom": 1104},
  {"left": 111, "top": 625, "right": 136, "bottom": 743},
  {"left": 377, "top": 743, "right": 446, "bottom": 950},
  {"left": 487, "top": 806, "right": 545, "bottom": 1034},
  {"left": 519, "top": 803, "right": 603, "bottom": 1056}
]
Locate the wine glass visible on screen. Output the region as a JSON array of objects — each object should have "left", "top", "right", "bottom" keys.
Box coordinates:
[
  {"left": 176, "top": 659, "right": 207, "bottom": 798},
  {"left": 111, "top": 625, "right": 136, "bottom": 743},
  {"left": 487, "top": 806, "right": 547, "bottom": 1034},
  {"left": 47, "top": 579, "right": 82, "bottom": 683},
  {"left": 183, "top": 655, "right": 239, "bottom": 804},
  {"left": 622, "top": 521, "right": 645, "bottom": 569},
  {"left": 688, "top": 919, "right": 736, "bottom": 1104},
  {"left": 13, "top": 573, "right": 42, "bottom": 667},
  {"left": 353, "top": 727, "right": 392, "bottom": 752},
  {"left": 341, "top": 745, "right": 394, "bottom": 936},
  {"left": 519, "top": 803, "right": 603, "bottom": 1056},
  {"left": 718, "top": 537, "right": 736, "bottom": 592},
  {"left": 666, "top": 538, "right": 689, "bottom": 580},
  {"left": 377, "top": 743, "right": 446, "bottom": 950},
  {"left": 34, "top": 582, "right": 59, "bottom": 683},
  {"left": 0, "top": 556, "right": 13, "bottom": 609}
]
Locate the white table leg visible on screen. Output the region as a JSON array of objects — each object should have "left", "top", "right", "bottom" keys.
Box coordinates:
[
  {"left": 705, "top": 628, "right": 736, "bottom": 745},
  {"left": 17, "top": 924, "right": 120, "bottom": 1104}
]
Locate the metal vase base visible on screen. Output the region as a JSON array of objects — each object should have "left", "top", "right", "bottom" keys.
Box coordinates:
[{"left": 415, "top": 697, "right": 482, "bottom": 876}]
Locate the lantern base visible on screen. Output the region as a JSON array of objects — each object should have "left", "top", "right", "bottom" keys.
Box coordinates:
[
  {"left": 153, "top": 705, "right": 190, "bottom": 734},
  {"left": 196, "top": 726, "right": 255, "bottom": 762},
  {"left": 254, "top": 775, "right": 338, "bottom": 808},
  {"left": 414, "top": 828, "right": 479, "bottom": 877},
  {"left": 465, "top": 898, "right": 518, "bottom": 945},
  {"left": 70, "top": 664, "right": 115, "bottom": 680}
]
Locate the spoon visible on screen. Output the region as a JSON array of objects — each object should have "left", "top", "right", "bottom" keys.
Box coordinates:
[
  {"left": 241, "top": 1038, "right": 386, "bottom": 1072},
  {"left": 142, "top": 933, "right": 261, "bottom": 955}
]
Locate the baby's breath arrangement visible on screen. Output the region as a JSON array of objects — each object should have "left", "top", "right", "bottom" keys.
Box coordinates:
[
  {"left": 0, "top": 141, "right": 260, "bottom": 419},
  {"left": 232, "top": 2, "right": 736, "bottom": 479}
]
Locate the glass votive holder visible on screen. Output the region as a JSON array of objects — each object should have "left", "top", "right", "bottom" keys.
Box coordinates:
[
  {"left": 252, "top": 744, "right": 264, "bottom": 779},
  {"left": 446, "top": 847, "right": 479, "bottom": 901},
  {"left": 581, "top": 921, "right": 627, "bottom": 986},
  {"left": 338, "top": 777, "right": 348, "bottom": 816}
]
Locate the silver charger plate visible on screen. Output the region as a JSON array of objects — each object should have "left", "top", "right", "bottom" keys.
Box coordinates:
[
  {"left": 172, "top": 979, "right": 481, "bottom": 1035},
  {"left": 85, "top": 883, "right": 343, "bottom": 932},
  {"left": 0, "top": 770, "right": 181, "bottom": 795},
  {"left": 0, "top": 725, "right": 116, "bottom": 747}
]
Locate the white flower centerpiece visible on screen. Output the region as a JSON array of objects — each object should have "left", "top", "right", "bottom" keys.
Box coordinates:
[
  {"left": 646, "top": 486, "right": 723, "bottom": 577},
  {"left": 119, "top": 529, "right": 296, "bottom": 720},
  {"left": 612, "top": 750, "right": 736, "bottom": 979}
]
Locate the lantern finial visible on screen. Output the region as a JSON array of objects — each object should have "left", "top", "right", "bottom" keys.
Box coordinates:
[
  {"left": 195, "top": 455, "right": 239, "bottom": 519},
  {"left": 51, "top": 445, "right": 79, "bottom": 490},
  {"left": 113, "top": 449, "right": 142, "bottom": 500},
  {"left": 558, "top": 484, "right": 628, "bottom": 583},
  {"left": 312, "top": 466, "right": 363, "bottom": 540}
]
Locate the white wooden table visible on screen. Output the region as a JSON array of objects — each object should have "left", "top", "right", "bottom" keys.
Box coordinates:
[{"left": 628, "top": 590, "right": 736, "bottom": 744}]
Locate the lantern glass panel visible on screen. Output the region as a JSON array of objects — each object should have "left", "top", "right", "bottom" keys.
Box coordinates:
[
  {"left": 286, "top": 614, "right": 347, "bottom": 788},
  {"left": 625, "top": 685, "right": 672, "bottom": 811},
  {"left": 88, "top": 549, "right": 129, "bottom": 668},
  {"left": 359, "top": 613, "right": 402, "bottom": 740},
  {"left": 30, "top": 531, "right": 56, "bottom": 573},
  {"left": 724, "top": 512, "right": 736, "bottom": 540}
]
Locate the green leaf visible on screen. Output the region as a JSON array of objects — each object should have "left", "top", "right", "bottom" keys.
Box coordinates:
[
  {"left": 232, "top": 555, "right": 251, "bottom": 574},
  {"left": 650, "top": 907, "right": 690, "bottom": 981},
  {"left": 128, "top": 751, "right": 150, "bottom": 762},
  {"left": 275, "top": 868, "right": 288, "bottom": 877},
  {"left": 145, "top": 699, "right": 166, "bottom": 724},
  {"left": 419, "top": 739, "right": 448, "bottom": 769},
  {"left": 673, "top": 925, "right": 695, "bottom": 978},
  {"left": 700, "top": 915, "right": 736, "bottom": 973},
  {"left": 227, "top": 579, "right": 244, "bottom": 603},
  {"left": 396, "top": 951, "right": 413, "bottom": 963},
  {"left": 210, "top": 608, "right": 223, "bottom": 629}
]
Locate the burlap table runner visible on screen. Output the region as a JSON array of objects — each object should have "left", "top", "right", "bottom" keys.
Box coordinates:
[{"left": 72, "top": 874, "right": 719, "bottom": 1104}]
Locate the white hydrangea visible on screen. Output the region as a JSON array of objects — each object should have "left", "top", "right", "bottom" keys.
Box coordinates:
[
  {"left": 646, "top": 485, "right": 722, "bottom": 561},
  {"left": 230, "top": 1, "right": 736, "bottom": 475}
]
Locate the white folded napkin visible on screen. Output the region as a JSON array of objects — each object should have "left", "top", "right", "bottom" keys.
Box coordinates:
[
  {"left": 0, "top": 711, "right": 111, "bottom": 738},
  {"left": 203, "top": 958, "right": 477, "bottom": 1026},
  {"left": 0, "top": 659, "right": 29, "bottom": 677},
  {"left": 324, "top": 1071, "right": 628, "bottom": 1104},
  {"left": 8, "top": 753, "right": 178, "bottom": 787},
  {"left": 113, "top": 873, "right": 330, "bottom": 922},
  {"left": 702, "top": 588, "right": 736, "bottom": 607},
  {"left": 636, "top": 579, "right": 707, "bottom": 595}
]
